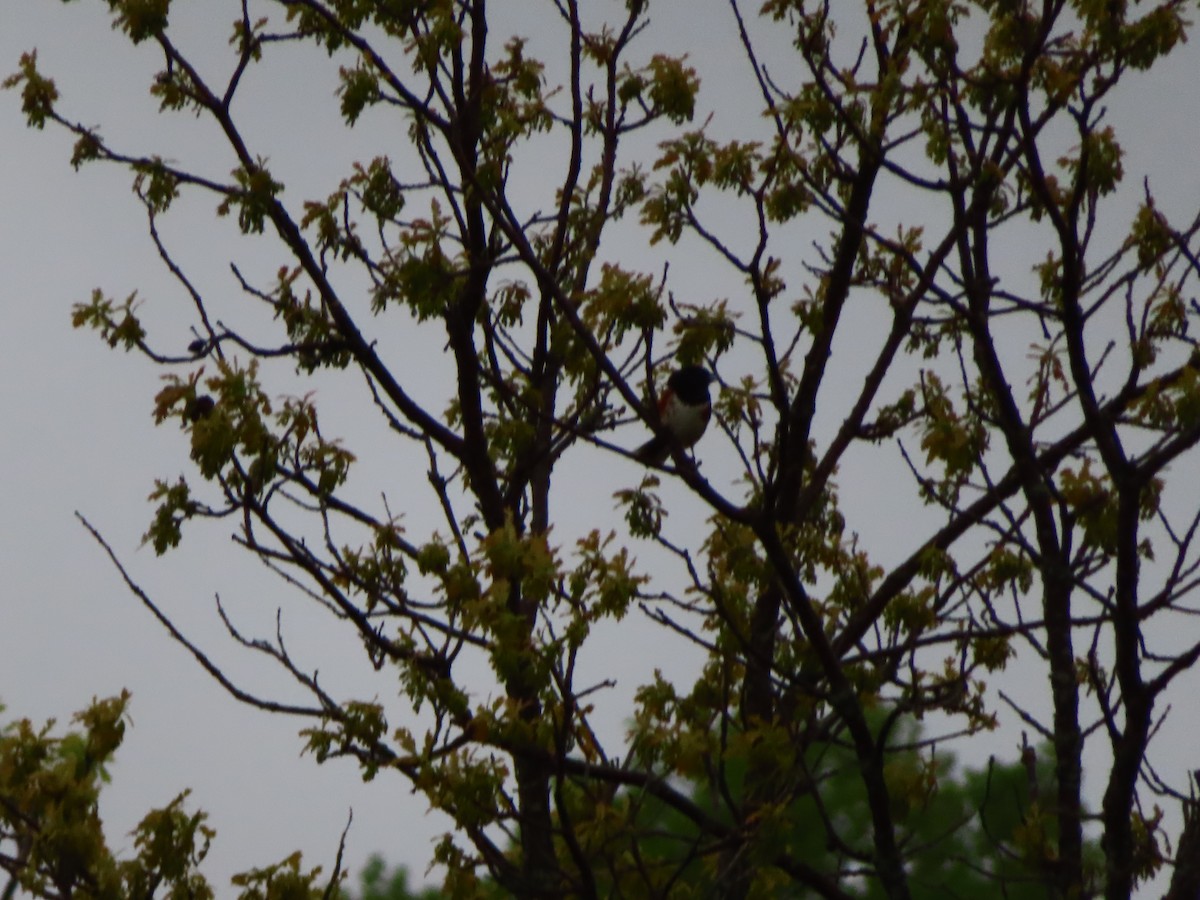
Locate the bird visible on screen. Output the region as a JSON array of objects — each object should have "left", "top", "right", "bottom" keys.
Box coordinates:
[{"left": 634, "top": 364, "right": 715, "bottom": 466}]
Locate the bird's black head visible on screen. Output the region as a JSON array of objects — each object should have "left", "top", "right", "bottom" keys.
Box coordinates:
[{"left": 667, "top": 365, "right": 714, "bottom": 404}]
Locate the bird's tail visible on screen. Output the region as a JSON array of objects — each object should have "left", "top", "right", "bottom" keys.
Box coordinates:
[{"left": 633, "top": 435, "right": 669, "bottom": 466}]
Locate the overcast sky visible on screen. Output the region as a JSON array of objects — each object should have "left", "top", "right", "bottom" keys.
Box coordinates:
[{"left": 3, "top": 1, "right": 1199, "bottom": 896}]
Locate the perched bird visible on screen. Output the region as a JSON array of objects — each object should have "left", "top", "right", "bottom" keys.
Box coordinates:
[{"left": 634, "top": 364, "right": 715, "bottom": 466}]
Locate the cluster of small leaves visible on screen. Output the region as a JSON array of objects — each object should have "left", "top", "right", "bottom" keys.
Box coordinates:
[
  {"left": 352, "top": 157, "right": 406, "bottom": 223},
  {"left": 268, "top": 266, "right": 353, "bottom": 372},
  {"left": 640, "top": 131, "right": 706, "bottom": 245},
  {"left": 414, "top": 747, "right": 510, "bottom": 832},
  {"left": 671, "top": 298, "right": 737, "bottom": 363},
  {"left": 613, "top": 478, "right": 665, "bottom": 539},
  {"left": 1132, "top": 365, "right": 1200, "bottom": 432},
  {"left": 230, "top": 851, "right": 339, "bottom": 900},
  {"left": 918, "top": 372, "right": 990, "bottom": 502},
  {"left": 1057, "top": 460, "right": 1162, "bottom": 558},
  {"left": 377, "top": 202, "right": 461, "bottom": 320},
  {"left": 2, "top": 51, "right": 59, "bottom": 128},
  {"left": 579, "top": 263, "right": 664, "bottom": 340},
  {"left": 474, "top": 37, "right": 553, "bottom": 185},
  {"left": 483, "top": 517, "right": 558, "bottom": 610},
  {"left": 71, "top": 289, "right": 147, "bottom": 352},
  {"left": 335, "top": 522, "right": 411, "bottom": 615},
  {"left": 104, "top": 0, "right": 171, "bottom": 45},
  {"left": 150, "top": 62, "right": 200, "bottom": 115},
  {"left": 217, "top": 161, "right": 284, "bottom": 235},
  {"left": 338, "top": 64, "right": 381, "bottom": 127},
  {"left": 140, "top": 362, "right": 355, "bottom": 552},
  {"left": 303, "top": 701, "right": 388, "bottom": 780},
  {"left": 134, "top": 157, "right": 182, "bottom": 212},
  {"left": 615, "top": 53, "right": 699, "bottom": 126},
  {"left": 628, "top": 671, "right": 722, "bottom": 778},
  {"left": 70, "top": 127, "right": 105, "bottom": 170},
  {"left": 0, "top": 693, "right": 215, "bottom": 899},
  {"left": 712, "top": 372, "right": 765, "bottom": 449},
  {"left": 144, "top": 477, "right": 194, "bottom": 554},
  {"left": 702, "top": 519, "right": 772, "bottom": 636},
  {"left": 1128, "top": 805, "right": 1168, "bottom": 884},
  {"left": 567, "top": 530, "right": 646, "bottom": 626}
]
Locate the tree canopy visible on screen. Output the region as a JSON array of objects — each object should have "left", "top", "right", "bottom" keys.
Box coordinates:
[
  {"left": 0, "top": 699, "right": 1096, "bottom": 899},
  {"left": 6, "top": 0, "right": 1200, "bottom": 898}
]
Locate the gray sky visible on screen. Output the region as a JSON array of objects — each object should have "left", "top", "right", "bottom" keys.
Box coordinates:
[{"left": 3, "top": 1, "right": 1199, "bottom": 896}]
